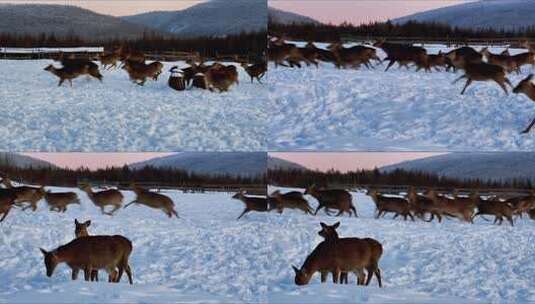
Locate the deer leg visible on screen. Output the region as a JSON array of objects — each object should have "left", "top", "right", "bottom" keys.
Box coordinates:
[
  {"left": 334, "top": 209, "right": 344, "bottom": 217},
  {"left": 384, "top": 60, "right": 396, "bottom": 71},
  {"left": 340, "top": 272, "right": 348, "bottom": 284},
  {"left": 320, "top": 271, "right": 327, "bottom": 283},
  {"left": 125, "top": 264, "right": 133, "bottom": 285},
  {"left": 460, "top": 78, "right": 473, "bottom": 95},
  {"left": 108, "top": 204, "right": 120, "bottom": 215},
  {"left": 123, "top": 201, "right": 138, "bottom": 209},
  {"left": 333, "top": 268, "right": 340, "bottom": 284},
  {"left": 84, "top": 266, "right": 92, "bottom": 281},
  {"left": 236, "top": 208, "right": 250, "bottom": 220},
  {"left": 495, "top": 79, "right": 509, "bottom": 95},
  {"left": 72, "top": 268, "right": 79, "bottom": 280},
  {"left": 521, "top": 116, "right": 535, "bottom": 133},
  {"left": 375, "top": 209, "right": 382, "bottom": 219},
  {"left": 452, "top": 74, "right": 466, "bottom": 84},
  {"left": 313, "top": 205, "right": 323, "bottom": 215},
  {"left": 507, "top": 216, "right": 514, "bottom": 227},
  {"left": 350, "top": 205, "right": 358, "bottom": 217},
  {"left": 0, "top": 208, "right": 11, "bottom": 222},
  {"left": 375, "top": 268, "right": 383, "bottom": 288},
  {"left": 91, "top": 270, "right": 98, "bottom": 282}
]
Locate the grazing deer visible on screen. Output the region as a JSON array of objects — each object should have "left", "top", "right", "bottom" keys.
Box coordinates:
[
  {"left": 373, "top": 40, "right": 429, "bottom": 72},
  {"left": 78, "top": 184, "right": 123, "bottom": 215},
  {"left": 305, "top": 185, "right": 357, "bottom": 217},
  {"left": 453, "top": 62, "right": 512, "bottom": 95},
  {"left": 269, "top": 190, "right": 313, "bottom": 215},
  {"left": 44, "top": 63, "right": 102, "bottom": 87},
  {"left": 317, "top": 222, "right": 383, "bottom": 287},
  {"left": 480, "top": 47, "right": 518, "bottom": 74},
  {"left": 367, "top": 189, "right": 413, "bottom": 221},
  {"left": 240, "top": 61, "right": 267, "bottom": 83},
  {"left": 74, "top": 219, "right": 121, "bottom": 282},
  {"left": 122, "top": 60, "right": 164, "bottom": 86},
  {"left": 292, "top": 228, "right": 375, "bottom": 286},
  {"left": 0, "top": 189, "right": 18, "bottom": 223},
  {"left": 1, "top": 177, "right": 44, "bottom": 211},
  {"left": 40, "top": 235, "right": 133, "bottom": 284},
  {"left": 473, "top": 195, "right": 514, "bottom": 226},
  {"left": 168, "top": 66, "right": 186, "bottom": 91},
  {"left": 232, "top": 190, "right": 269, "bottom": 220},
  {"left": 513, "top": 74, "right": 535, "bottom": 133},
  {"left": 444, "top": 46, "right": 483, "bottom": 70},
  {"left": 44, "top": 190, "right": 80, "bottom": 212},
  {"left": 124, "top": 184, "right": 179, "bottom": 218}
]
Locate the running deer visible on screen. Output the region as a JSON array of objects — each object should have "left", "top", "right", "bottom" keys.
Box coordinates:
[
  {"left": 305, "top": 42, "right": 338, "bottom": 66},
  {"left": 473, "top": 194, "right": 514, "bottom": 226},
  {"left": 373, "top": 40, "right": 429, "bottom": 72},
  {"left": 425, "top": 189, "right": 476, "bottom": 223},
  {"left": 40, "top": 235, "right": 133, "bottom": 284},
  {"left": 116, "top": 45, "right": 145, "bottom": 64},
  {"left": 327, "top": 42, "right": 380, "bottom": 69},
  {"left": 503, "top": 193, "right": 535, "bottom": 218},
  {"left": 444, "top": 46, "right": 483, "bottom": 70},
  {"left": 1, "top": 177, "right": 44, "bottom": 211},
  {"left": 406, "top": 187, "right": 440, "bottom": 222},
  {"left": 44, "top": 190, "right": 80, "bottom": 212},
  {"left": 98, "top": 51, "right": 121, "bottom": 70},
  {"left": 78, "top": 184, "right": 123, "bottom": 215},
  {"left": 511, "top": 52, "right": 535, "bottom": 71},
  {"left": 74, "top": 219, "right": 121, "bottom": 282},
  {"left": 480, "top": 47, "right": 518, "bottom": 74},
  {"left": 44, "top": 63, "right": 102, "bottom": 87},
  {"left": 367, "top": 189, "right": 413, "bottom": 221},
  {"left": 268, "top": 38, "right": 304, "bottom": 68},
  {"left": 513, "top": 74, "right": 535, "bottom": 133},
  {"left": 317, "top": 222, "right": 383, "bottom": 287},
  {"left": 122, "top": 60, "right": 164, "bottom": 86},
  {"left": 304, "top": 185, "right": 357, "bottom": 217},
  {"left": 240, "top": 61, "right": 267, "bottom": 83},
  {"left": 0, "top": 189, "right": 18, "bottom": 223},
  {"left": 452, "top": 62, "right": 512, "bottom": 95},
  {"left": 291, "top": 227, "right": 376, "bottom": 286},
  {"left": 232, "top": 190, "right": 269, "bottom": 220},
  {"left": 427, "top": 51, "right": 454, "bottom": 72},
  {"left": 124, "top": 184, "right": 179, "bottom": 218},
  {"left": 168, "top": 66, "right": 186, "bottom": 91},
  {"left": 269, "top": 190, "right": 313, "bottom": 215}
]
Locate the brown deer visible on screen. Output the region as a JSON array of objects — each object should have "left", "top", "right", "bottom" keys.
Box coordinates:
[
  {"left": 78, "top": 184, "right": 123, "bottom": 215},
  {"left": 0, "top": 189, "right": 18, "bottom": 223},
  {"left": 305, "top": 42, "right": 339, "bottom": 67},
  {"left": 241, "top": 61, "right": 267, "bottom": 83},
  {"left": 511, "top": 52, "right": 535, "bottom": 72},
  {"left": 98, "top": 51, "right": 121, "bottom": 70},
  {"left": 124, "top": 184, "right": 179, "bottom": 218},
  {"left": 373, "top": 40, "right": 429, "bottom": 72},
  {"left": 513, "top": 74, "right": 535, "bottom": 133},
  {"left": 122, "top": 60, "right": 163, "bottom": 86},
  {"left": 473, "top": 195, "right": 514, "bottom": 226},
  {"left": 232, "top": 190, "right": 269, "bottom": 220},
  {"left": 453, "top": 62, "right": 512, "bottom": 95},
  {"left": 74, "top": 219, "right": 121, "bottom": 282},
  {"left": 44, "top": 189, "right": 80, "bottom": 212},
  {"left": 305, "top": 184, "right": 357, "bottom": 217},
  {"left": 480, "top": 47, "right": 518, "bottom": 74},
  {"left": 44, "top": 64, "right": 102, "bottom": 87},
  {"left": 444, "top": 46, "right": 483, "bottom": 70},
  {"left": 425, "top": 189, "right": 476, "bottom": 223},
  {"left": 268, "top": 38, "right": 304, "bottom": 68},
  {"left": 327, "top": 43, "right": 379, "bottom": 69},
  {"left": 292, "top": 228, "right": 375, "bottom": 286},
  {"left": 406, "top": 186, "right": 441, "bottom": 222},
  {"left": 317, "top": 222, "right": 383, "bottom": 287},
  {"left": 367, "top": 189, "right": 413, "bottom": 221},
  {"left": 117, "top": 45, "right": 145, "bottom": 64},
  {"left": 427, "top": 51, "right": 454, "bottom": 72},
  {"left": 204, "top": 64, "right": 239, "bottom": 92},
  {"left": 503, "top": 193, "right": 535, "bottom": 218},
  {"left": 40, "top": 235, "right": 133, "bottom": 284},
  {"left": 1, "top": 177, "right": 44, "bottom": 211},
  {"left": 269, "top": 190, "right": 313, "bottom": 215}
]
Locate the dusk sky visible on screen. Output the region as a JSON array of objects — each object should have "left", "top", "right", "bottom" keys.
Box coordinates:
[
  {"left": 269, "top": 0, "right": 471, "bottom": 25},
  {"left": 23, "top": 152, "right": 175, "bottom": 170},
  {"left": 0, "top": 0, "right": 204, "bottom": 16},
  {"left": 270, "top": 152, "right": 445, "bottom": 172}
]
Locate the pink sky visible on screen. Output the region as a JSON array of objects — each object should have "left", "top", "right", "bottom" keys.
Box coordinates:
[
  {"left": 23, "top": 152, "right": 175, "bottom": 170},
  {"left": 0, "top": 0, "right": 204, "bottom": 16},
  {"left": 269, "top": 0, "right": 470, "bottom": 25},
  {"left": 270, "top": 152, "right": 446, "bottom": 172}
]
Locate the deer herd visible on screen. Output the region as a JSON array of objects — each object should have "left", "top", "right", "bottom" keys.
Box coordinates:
[
  {"left": 42, "top": 45, "right": 266, "bottom": 93},
  {"left": 269, "top": 37, "right": 535, "bottom": 133}
]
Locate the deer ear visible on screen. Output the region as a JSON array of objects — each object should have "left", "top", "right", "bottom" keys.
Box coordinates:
[
  {"left": 333, "top": 222, "right": 340, "bottom": 229},
  {"left": 320, "top": 222, "right": 327, "bottom": 229},
  {"left": 85, "top": 220, "right": 91, "bottom": 227},
  {"left": 292, "top": 265, "right": 299, "bottom": 274},
  {"left": 40, "top": 248, "right": 48, "bottom": 255}
]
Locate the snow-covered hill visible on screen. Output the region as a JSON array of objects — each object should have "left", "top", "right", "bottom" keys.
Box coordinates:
[
  {"left": 123, "top": 0, "right": 267, "bottom": 38},
  {"left": 267, "top": 156, "right": 308, "bottom": 171},
  {"left": 394, "top": 0, "right": 535, "bottom": 31},
  {"left": 131, "top": 152, "right": 267, "bottom": 177},
  {"left": 0, "top": 4, "right": 156, "bottom": 40},
  {"left": 268, "top": 7, "right": 321, "bottom": 25},
  {"left": 0, "top": 152, "right": 55, "bottom": 169}
]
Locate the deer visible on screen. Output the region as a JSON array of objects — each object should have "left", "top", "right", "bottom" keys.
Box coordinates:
[
  {"left": 427, "top": 51, "right": 455, "bottom": 72},
  {"left": 240, "top": 61, "right": 267, "bottom": 83},
  {"left": 53, "top": 53, "right": 104, "bottom": 80},
  {"left": 425, "top": 189, "right": 476, "bottom": 223},
  {"left": 367, "top": 189, "right": 413, "bottom": 221},
  {"left": 444, "top": 46, "right": 483, "bottom": 70},
  {"left": 305, "top": 184, "right": 357, "bottom": 217},
  {"left": 480, "top": 47, "right": 518, "bottom": 74},
  {"left": 232, "top": 190, "right": 269, "bottom": 220},
  {"left": 305, "top": 42, "right": 339, "bottom": 67},
  {"left": 98, "top": 50, "right": 121, "bottom": 70},
  {"left": 204, "top": 64, "right": 239, "bottom": 92},
  {"left": 317, "top": 222, "right": 383, "bottom": 287},
  {"left": 511, "top": 52, "right": 535, "bottom": 72},
  {"left": 122, "top": 60, "right": 164, "bottom": 86},
  {"left": 116, "top": 45, "right": 145, "bottom": 65},
  {"left": 291, "top": 226, "right": 376, "bottom": 286},
  {"left": 40, "top": 235, "right": 133, "bottom": 284},
  {"left": 327, "top": 42, "right": 380, "bottom": 69},
  {"left": 168, "top": 66, "right": 186, "bottom": 91},
  {"left": 452, "top": 62, "right": 512, "bottom": 95},
  {"left": 268, "top": 38, "right": 304, "bottom": 68},
  {"left": 0, "top": 189, "right": 18, "bottom": 223},
  {"left": 406, "top": 187, "right": 441, "bottom": 222},
  {"left": 44, "top": 63, "right": 102, "bottom": 87},
  {"left": 124, "top": 184, "right": 179, "bottom": 218},
  {"left": 269, "top": 190, "right": 313, "bottom": 215},
  {"left": 78, "top": 184, "right": 123, "bottom": 215},
  {"left": 472, "top": 194, "right": 514, "bottom": 226},
  {"left": 503, "top": 193, "right": 535, "bottom": 218},
  {"left": 513, "top": 74, "right": 535, "bottom": 133},
  {"left": 1, "top": 177, "right": 44, "bottom": 211},
  {"left": 373, "top": 40, "right": 429, "bottom": 72},
  {"left": 43, "top": 189, "right": 80, "bottom": 212}
]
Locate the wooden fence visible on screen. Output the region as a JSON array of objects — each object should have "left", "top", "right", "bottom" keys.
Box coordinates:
[{"left": 340, "top": 35, "right": 531, "bottom": 48}]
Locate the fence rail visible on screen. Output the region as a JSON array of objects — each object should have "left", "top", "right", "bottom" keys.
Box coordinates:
[{"left": 339, "top": 35, "right": 531, "bottom": 48}]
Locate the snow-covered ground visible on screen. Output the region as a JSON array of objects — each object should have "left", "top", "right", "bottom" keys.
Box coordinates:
[
  {"left": 0, "top": 47, "right": 104, "bottom": 54},
  {"left": 269, "top": 42, "right": 535, "bottom": 151},
  {"left": 1, "top": 184, "right": 533, "bottom": 303},
  {"left": 0, "top": 60, "right": 267, "bottom": 151}
]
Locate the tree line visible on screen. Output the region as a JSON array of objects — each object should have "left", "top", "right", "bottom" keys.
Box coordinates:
[
  {"left": 268, "top": 168, "right": 534, "bottom": 190},
  {"left": 0, "top": 31, "right": 266, "bottom": 57},
  {"left": 269, "top": 19, "right": 535, "bottom": 42}
]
